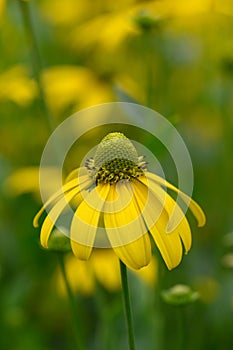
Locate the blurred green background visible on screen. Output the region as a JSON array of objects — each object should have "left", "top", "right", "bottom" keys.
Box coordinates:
[{"left": 1, "top": 0, "right": 233, "bottom": 349}]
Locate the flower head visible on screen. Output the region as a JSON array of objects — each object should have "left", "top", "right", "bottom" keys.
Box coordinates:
[
  {"left": 161, "top": 284, "right": 199, "bottom": 306},
  {"left": 34, "top": 132, "right": 206, "bottom": 270}
]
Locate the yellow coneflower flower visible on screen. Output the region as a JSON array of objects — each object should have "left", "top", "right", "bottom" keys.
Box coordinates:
[{"left": 34, "top": 132, "right": 206, "bottom": 270}]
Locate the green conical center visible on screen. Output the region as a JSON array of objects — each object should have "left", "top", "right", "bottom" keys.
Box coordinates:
[
  {"left": 94, "top": 132, "right": 144, "bottom": 185},
  {"left": 94, "top": 132, "right": 138, "bottom": 167}
]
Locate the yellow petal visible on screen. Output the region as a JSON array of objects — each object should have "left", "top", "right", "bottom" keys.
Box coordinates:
[
  {"left": 133, "top": 179, "right": 182, "bottom": 270},
  {"left": 132, "top": 179, "right": 169, "bottom": 233},
  {"left": 165, "top": 193, "right": 192, "bottom": 253},
  {"left": 113, "top": 235, "right": 151, "bottom": 270},
  {"left": 142, "top": 178, "right": 192, "bottom": 253},
  {"left": 33, "top": 174, "right": 93, "bottom": 227},
  {"left": 150, "top": 224, "right": 183, "bottom": 270},
  {"left": 104, "top": 183, "right": 151, "bottom": 270},
  {"left": 71, "top": 183, "right": 110, "bottom": 260},
  {"left": 145, "top": 172, "right": 206, "bottom": 227},
  {"left": 40, "top": 187, "right": 82, "bottom": 248}
]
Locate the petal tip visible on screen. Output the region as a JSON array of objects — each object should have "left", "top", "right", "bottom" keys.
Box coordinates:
[
  {"left": 33, "top": 217, "right": 39, "bottom": 228},
  {"left": 40, "top": 236, "right": 48, "bottom": 249},
  {"left": 197, "top": 214, "right": 206, "bottom": 227},
  {"left": 33, "top": 206, "right": 45, "bottom": 228},
  {"left": 71, "top": 240, "right": 93, "bottom": 261}
]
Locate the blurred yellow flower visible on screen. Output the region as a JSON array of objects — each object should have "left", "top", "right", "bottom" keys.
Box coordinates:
[
  {"left": 56, "top": 250, "right": 157, "bottom": 296},
  {"left": 70, "top": 11, "right": 139, "bottom": 52},
  {"left": 34, "top": 132, "right": 206, "bottom": 271},
  {"left": 5, "top": 166, "right": 60, "bottom": 197},
  {"left": 39, "top": 0, "right": 139, "bottom": 26},
  {"left": 5, "top": 167, "right": 40, "bottom": 196},
  {"left": 0, "top": 0, "right": 5, "bottom": 20},
  {"left": 42, "top": 65, "right": 113, "bottom": 115},
  {"left": 39, "top": 0, "right": 91, "bottom": 26},
  {"left": 0, "top": 65, "right": 37, "bottom": 106},
  {"left": 65, "top": 0, "right": 233, "bottom": 54},
  {"left": 163, "top": 0, "right": 233, "bottom": 17}
]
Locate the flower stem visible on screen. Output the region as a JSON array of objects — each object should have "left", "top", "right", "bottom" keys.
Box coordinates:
[
  {"left": 57, "top": 254, "right": 85, "bottom": 350},
  {"left": 119, "top": 260, "right": 136, "bottom": 350},
  {"left": 154, "top": 258, "right": 164, "bottom": 349},
  {"left": 178, "top": 306, "right": 185, "bottom": 350},
  {"left": 18, "top": 0, "right": 55, "bottom": 131}
]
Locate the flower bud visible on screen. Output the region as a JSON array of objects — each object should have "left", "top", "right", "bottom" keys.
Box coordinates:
[
  {"left": 134, "top": 10, "right": 162, "bottom": 32},
  {"left": 161, "top": 284, "right": 199, "bottom": 306}
]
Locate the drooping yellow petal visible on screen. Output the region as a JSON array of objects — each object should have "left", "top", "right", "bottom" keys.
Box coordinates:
[
  {"left": 40, "top": 187, "right": 82, "bottom": 248},
  {"left": 141, "top": 177, "right": 192, "bottom": 253},
  {"left": 164, "top": 193, "right": 192, "bottom": 253},
  {"left": 150, "top": 224, "right": 183, "bottom": 270},
  {"left": 71, "top": 183, "right": 110, "bottom": 260},
  {"left": 132, "top": 179, "right": 169, "bottom": 234},
  {"left": 104, "top": 182, "right": 151, "bottom": 270},
  {"left": 113, "top": 235, "right": 151, "bottom": 270},
  {"left": 33, "top": 174, "right": 93, "bottom": 227},
  {"left": 145, "top": 172, "right": 206, "bottom": 227},
  {"left": 133, "top": 179, "right": 183, "bottom": 270}
]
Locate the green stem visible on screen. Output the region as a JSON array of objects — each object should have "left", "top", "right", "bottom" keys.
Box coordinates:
[
  {"left": 94, "top": 284, "right": 112, "bottom": 349},
  {"left": 119, "top": 260, "right": 136, "bottom": 350},
  {"left": 57, "top": 254, "right": 85, "bottom": 350},
  {"left": 178, "top": 306, "right": 185, "bottom": 350},
  {"left": 18, "top": 0, "right": 55, "bottom": 131},
  {"left": 154, "top": 257, "right": 164, "bottom": 350}
]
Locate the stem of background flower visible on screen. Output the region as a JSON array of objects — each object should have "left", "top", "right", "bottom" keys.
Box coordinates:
[
  {"left": 94, "top": 283, "right": 114, "bottom": 349},
  {"left": 57, "top": 254, "right": 85, "bottom": 350},
  {"left": 153, "top": 255, "right": 164, "bottom": 349},
  {"left": 178, "top": 306, "right": 185, "bottom": 350},
  {"left": 119, "top": 260, "right": 136, "bottom": 350},
  {"left": 18, "top": 0, "right": 55, "bottom": 132}
]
